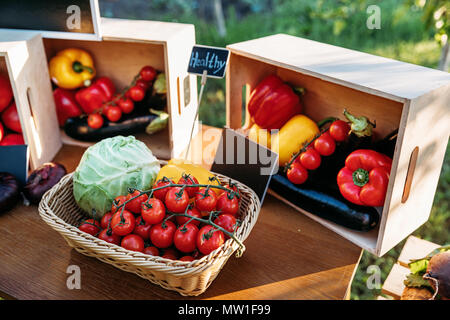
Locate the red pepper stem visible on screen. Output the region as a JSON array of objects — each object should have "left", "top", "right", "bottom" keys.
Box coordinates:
[{"left": 352, "top": 168, "right": 369, "bottom": 187}]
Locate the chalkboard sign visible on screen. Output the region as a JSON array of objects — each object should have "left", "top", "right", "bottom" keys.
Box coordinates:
[
  {"left": 211, "top": 128, "right": 279, "bottom": 203},
  {"left": 0, "top": 145, "right": 29, "bottom": 186},
  {"left": 0, "top": 0, "right": 101, "bottom": 40},
  {"left": 188, "top": 45, "right": 230, "bottom": 78}
]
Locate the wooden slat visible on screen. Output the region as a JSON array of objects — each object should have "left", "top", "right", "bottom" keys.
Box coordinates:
[
  {"left": 382, "top": 263, "right": 411, "bottom": 299},
  {"left": 397, "top": 236, "right": 441, "bottom": 267}
]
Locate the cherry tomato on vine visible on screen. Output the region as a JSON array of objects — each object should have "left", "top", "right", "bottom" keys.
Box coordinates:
[
  {"left": 143, "top": 246, "right": 159, "bottom": 256},
  {"left": 161, "top": 248, "right": 179, "bottom": 260},
  {"left": 121, "top": 234, "right": 144, "bottom": 252},
  {"left": 98, "top": 228, "right": 121, "bottom": 245},
  {"left": 329, "top": 120, "right": 350, "bottom": 142},
  {"left": 111, "top": 195, "right": 127, "bottom": 213},
  {"left": 299, "top": 148, "right": 322, "bottom": 170},
  {"left": 152, "top": 178, "right": 174, "bottom": 201},
  {"left": 174, "top": 224, "right": 199, "bottom": 253},
  {"left": 314, "top": 132, "right": 336, "bottom": 156},
  {"left": 176, "top": 206, "right": 201, "bottom": 227},
  {"left": 87, "top": 113, "right": 104, "bottom": 129},
  {"left": 100, "top": 211, "right": 113, "bottom": 229},
  {"left": 214, "top": 214, "right": 238, "bottom": 238},
  {"left": 220, "top": 183, "right": 241, "bottom": 202},
  {"left": 197, "top": 225, "right": 225, "bottom": 255},
  {"left": 216, "top": 192, "right": 239, "bottom": 216},
  {"left": 165, "top": 187, "right": 190, "bottom": 213},
  {"left": 117, "top": 97, "right": 134, "bottom": 114},
  {"left": 135, "top": 79, "right": 150, "bottom": 91},
  {"left": 140, "top": 66, "right": 157, "bottom": 82},
  {"left": 195, "top": 188, "right": 217, "bottom": 212},
  {"left": 177, "top": 174, "right": 199, "bottom": 198},
  {"left": 125, "top": 190, "right": 148, "bottom": 214},
  {"left": 149, "top": 220, "right": 176, "bottom": 249},
  {"left": 179, "top": 255, "right": 195, "bottom": 262},
  {"left": 111, "top": 209, "right": 136, "bottom": 236},
  {"left": 78, "top": 219, "right": 101, "bottom": 236},
  {"left": 287, "top": 162, "right": 308, "bottom": 185},
  {"left": 128, "top": 86, "right": 145, "bottom": 102},
  {"left": 132, "top": 216, "right": 152, "bottom": 241},
  {"left": 141, "top": 198, "right": 166, "bottom": 225},
  {"left": 105, "top": 105, "right": 122, "bottom": 122}
]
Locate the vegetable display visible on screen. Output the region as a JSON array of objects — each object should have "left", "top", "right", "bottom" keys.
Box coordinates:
[{"left": 72, "top": 136, "right": 160, "bottom": 218}]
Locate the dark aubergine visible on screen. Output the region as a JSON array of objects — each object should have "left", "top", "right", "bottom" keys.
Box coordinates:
[
  {"left": 23, "top": 162, "right": 67, "bottom": 204},
  {"left": 0, "top": 172, "right": 20, "bottom": 214},
  {"left": 270, "top": 173, "right": 380, "bottom": 231}
]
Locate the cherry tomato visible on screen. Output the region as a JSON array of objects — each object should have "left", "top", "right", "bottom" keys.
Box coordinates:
[
  {"left": 177, "top": 174, "right": 199, "bottom": 198},
  {"left": 117, "top": 97, "right": 134, "bottom": 114},
  {"left": 179, "top": 255, "right": 195, "bottom": 262},
  {"left": 87, "top": 113, "right": 104, "bottom": 129},
  {"left": 216, "top": 192, "right": 239, "bottom": 216},
  {"left": 176, "top": 205, "right": 201, "bottom": 227},
  {"left": 125, "top": 190, "right": 148, "bottom": 214},
  {"left": 214, "top": 214, "right": 238, "bottom": 238},
  {"left": 128, "top": 86, "right": 145, "bottom": 102},
  {"left": 149, "top": 220, "right": 176, "bottom": 249},
  {"left": 111, "top": 195, "right": 127, "bottom": 213},
  {"left": 78, "top": 219, "right": 101, "bottom": 236},
  {"left": 135, "top": 79, "right": 150, "bottom": 91},
  {"left": 0, "top": 133, "right": 24, "bottom": 146},
  {"left": 152, "top": 178, "right": 174, "bottom": 201},
  {"left": 329, "top": 120, "right": 350, "bottom": 142},
  {"left": 299, "top": 148, "right": 322, "bottom": 170},
  {"left": 161, "top": 248, "right": 178, "bottom": 260},
  {"left": 133, "top": 216, "right": 152, "bottom": 241},
  {"left": 0, "top": 74, "right": 13, "bottom": 112},
  {"left": 143, "top": 246, "right": 159, "bottom": 256},
  {"left": 121, "top": 234, "right": 144, "bottom": 252},
  {"left": 197, "top": 225, "right": 225, "bottom": 255},
  {"left": 140, "top": 66, "right": 157, "bottom": 82},
  {"left": 141, "top": 198, "right": 165, "bottom": 225},
  {"left": 165, "top": 187, "right": 189, "bottom": 213},
  {"left": 98, "top": 228, "right": 121, "bottom": 245},
  {"left": 287, "top": 162, "right": 308, "bottom": 185},
  {"left": 105, "top": 105, "right": 122, "bottom": 122},
  {"left": 314, "top": 132, "right": 336, "bottom": 156},
  {"left": 111, "top": 209, "right": 136, "bottom": 236},
  {"left": 100, "top": 211, "right": 113, "bottom": 229},
  {"left": 1, "top": 102, "right": 22, "bottom": 133},
  {"left": 174, "top": 224, "right": 199, "bottom": 253},
  {"left": 195, "top": 188, "right": 217, "bottom": 212},
  {"left": 221, "top": 183, "right": 241, "bottom": 202}
]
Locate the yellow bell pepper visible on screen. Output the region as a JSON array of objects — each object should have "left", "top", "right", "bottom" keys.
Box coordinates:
[
  {"left": 49, "top": 48, "right": 96, "bottom": 90},
  {"left": 271, "top": 114, "right": 319, "bottom": 166},
  {"left": 156, "top": 159, "right": 222, "bottom": 194},
  {"left": 248, "top": 123, "right": 271, "bottom": 148}
]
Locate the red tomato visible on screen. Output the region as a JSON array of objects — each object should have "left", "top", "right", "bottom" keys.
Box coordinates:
[
  {"left": 98, "top": 228, "right": 121, "bottom": 245},
  {"left": 329, "top": 120, "right": 350, "bottom": 142},
  {"left": 133, "top": 216, "right": 152, "bottom": 241},
  {"left": 117, "top": 97, "right": 134, "bottom": 114},
  {"left": 314, "top": 132, "right": 336, "bottom": 156},
  {"left": 100, "top": 211, "right": 113, "bottom": 229},
  {"left": 111, "top": 209, "right": 136, "bottom": 236},
  {"left": 152, "top": 178, "right": 174, "bottom": 201},
  {"left": 111, "top": 195, "right": 127, "bottom": 213},
  {"left": 195, "top": 188, "right": 217, "bottom": 212},
  {"left": 174, "top": 224, "right": 199, "bottom": 253},
  {"left": 135, "top": 79, "right": 150, "bottom": 91},
  {"left": 161, "top": 248, "right": 179, "bottom": 260},
  {"left": 143, "top": 246, "right": 159, "bottom": 256},
  {"left": 121, "top": 234, "right": 144, "bottom": 252},
  {"left": 0, "top": 133, "right": 24, "bottom": 146},
  {"left": 197, "top": 225, "right": 225, "bottom": 255},
  {"left": 221, "top": 183, "right": 241, "bottom": 202},
  {"left": 214, "top": 214, "right": 238, "bottom": 237},
  {"left": 78, "top": 219, "right": 101, "bottom": 236},
  {"left": 216, "top": 192, "right": 240, "bottom": 216},
  {"left": 287, "top": 162, "right": 308, "bottom": 185},
  {"left": 299, "top": 148, "right": 322, "bottom": 170},
  {"left": 176, "top": 206, "right": 201, "bottom": 227},
  {"left": 149, "top": 220, "right": 176, "bottom": 248},
  {"left": 140, "top": 66, "right": 157, "bottom": 82},
  {"left": 165, "top": 187, "right": 189, "bottom": 213},
  {"left": 179, "top": 255, "right": 195, "bottom": 262},
  {"left": 1, "top": 102, "right": 22, "bottom": 133},
  {"left": 128, "top": 86, "right": 145, "bottom": 102},
  {"left": 0, "top": 122, "right": 4, "bottom": 143},
  {"left": 141, "top": 198, "right": 165, "bottom": 225},
  {"left": 87, "top": 113, "right": 104, "bottom": 129},
  {"left": 177, "top": 174, "right": 199, "bottom": 198},
  {"left": 125, "top": 190, "right": 148, "bottom": 214},
  {"left": 105, "top": 105, "right": 122, "bottom": 122},
  {"left": 0, "top": 75, "right": 13, "bottom": 112}
]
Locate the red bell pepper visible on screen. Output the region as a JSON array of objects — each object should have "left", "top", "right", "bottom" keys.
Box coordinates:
[
  {"left": 53, "top": 88, "right": 83, "bottom": 127},
  {"left": 337, "top": 149, "right": 392, "bottom": 207},
  {"left": 75, "top": 77, "right": 116, "bottom": 114},
  {"left": 247, "top": 74, "right": 302, "bottom": 130}
]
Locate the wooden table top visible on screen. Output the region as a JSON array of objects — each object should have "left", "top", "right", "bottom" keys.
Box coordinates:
[{"left": 0, "top": 127, "right": 362, "bottom": 300}]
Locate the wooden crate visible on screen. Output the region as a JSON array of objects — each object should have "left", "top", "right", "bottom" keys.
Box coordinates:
[
  {"left": 225, "top": 34, "right": 450, "bottom": 256},
  {"left": 0, "top": 32, "right": 61, "bottom": 170}
]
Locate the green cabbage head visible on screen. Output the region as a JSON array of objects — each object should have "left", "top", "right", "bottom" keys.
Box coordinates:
[{"left": 73, "top": 136, "right": 160, "bottom": 218}]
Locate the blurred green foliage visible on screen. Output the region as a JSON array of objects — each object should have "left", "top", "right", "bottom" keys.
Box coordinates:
[{"left": 99, "top": 0, "right": 449, "bottom": 300}]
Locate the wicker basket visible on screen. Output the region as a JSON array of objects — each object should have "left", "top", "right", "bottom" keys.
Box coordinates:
[{"left": 38, "top": 172, "right": 261, "bottom": 296}]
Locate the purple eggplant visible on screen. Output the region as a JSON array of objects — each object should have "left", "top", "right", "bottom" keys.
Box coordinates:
[
  {"left": 23, "top": 162, "right": 67, "bottom": 204},
  {"left": 0, "top": 172, "right": 20, "bottom": 213}
]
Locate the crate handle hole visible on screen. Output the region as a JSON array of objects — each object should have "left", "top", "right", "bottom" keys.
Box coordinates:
[
  {"left": 402, "top": 146, "right": 419, "bottom": 203},
  {"left": 26, "top": 87, "right": 42, "bottom": 158},
  {"left": 242, "top": 83, "right": 252, "bottom": 129},
  {"left": 177, "top": 76, "right": 182, "bottom": 115}
]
